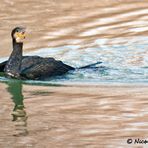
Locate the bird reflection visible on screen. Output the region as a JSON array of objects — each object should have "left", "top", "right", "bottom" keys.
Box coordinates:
[{"left": 6, "top": 80, "right": 28, "bottom": 136}]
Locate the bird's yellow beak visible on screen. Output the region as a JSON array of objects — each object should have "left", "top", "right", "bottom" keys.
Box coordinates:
[
  {"left": 15, "top": 32, "right": 26, "bottom": 39},
  {"left": 14, "top": 32, "right": 26, "bottom": 43}
]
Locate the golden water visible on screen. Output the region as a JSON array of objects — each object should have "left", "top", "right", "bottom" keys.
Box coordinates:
[
  {"left": 0, "top": 0, "right": 148, "bottom": 56},
  {"left": 0, "top": 0, "right": 148, "bottom": 147}
]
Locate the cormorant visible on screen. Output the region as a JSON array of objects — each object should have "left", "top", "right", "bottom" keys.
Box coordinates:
[{"left": 0, "top": 27, "right": 101, "bottom": 80}]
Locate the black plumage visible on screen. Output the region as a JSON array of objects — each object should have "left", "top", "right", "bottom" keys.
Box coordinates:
[
  {"left": 0, "top": 27, "right": 101, "bottom": 80},
  {"left": 2, "top": 27, "right": 74, "bottom": 80}
]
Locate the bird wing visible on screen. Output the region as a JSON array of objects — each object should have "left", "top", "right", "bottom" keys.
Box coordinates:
[{"left": 20, "top": 56, "right": 73, "bottom": 80}]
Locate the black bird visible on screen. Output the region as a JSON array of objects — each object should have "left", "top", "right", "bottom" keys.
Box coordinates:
[{"left": 0, "top": 27, "right": 101, "bottom": 80}]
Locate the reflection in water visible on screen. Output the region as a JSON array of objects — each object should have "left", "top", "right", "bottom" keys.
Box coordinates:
[
  {"left": 6, "top": 80, "right": 28, "bottom": 136},
  {"left": 0, "top": 0, "right": 148, "bottom": 147}
]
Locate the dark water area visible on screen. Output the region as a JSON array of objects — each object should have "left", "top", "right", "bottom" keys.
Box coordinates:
[{"left": 0, "top": 0, "right": 148, "bottom": 147}]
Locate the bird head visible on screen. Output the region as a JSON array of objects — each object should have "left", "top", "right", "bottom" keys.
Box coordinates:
[{"left": 11, "top": 27, "right": 26, "bottom": 43}]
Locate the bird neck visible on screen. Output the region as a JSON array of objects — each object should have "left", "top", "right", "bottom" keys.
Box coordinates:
[
  {"left": 4, "top": 39, "right": 23, "bottom": 78},
  {"left": 13, "top": 39, "right": 23, "bottom": 52}
]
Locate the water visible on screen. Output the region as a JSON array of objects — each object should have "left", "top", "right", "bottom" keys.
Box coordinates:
[
  {"left": 25, "top": 36, "right": 148, "bottom": 83},
  {"left": 0, "top": 0, "right": 148, "bottom": 147},
  {"left": 0, "top": 0, "right": 148, "bottom": 83}
]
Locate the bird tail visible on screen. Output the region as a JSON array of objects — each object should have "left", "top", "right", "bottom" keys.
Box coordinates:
[{"left": 78, "top": 61, "right": 102, "bottom": 69}]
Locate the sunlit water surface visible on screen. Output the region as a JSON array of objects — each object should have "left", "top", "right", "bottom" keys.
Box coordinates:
[
  {"left": 0, "top": 0, "right": 148, "bottom": 83},
  {"left": 0, "top": 0, "right": 148, "bottom": 148}
]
